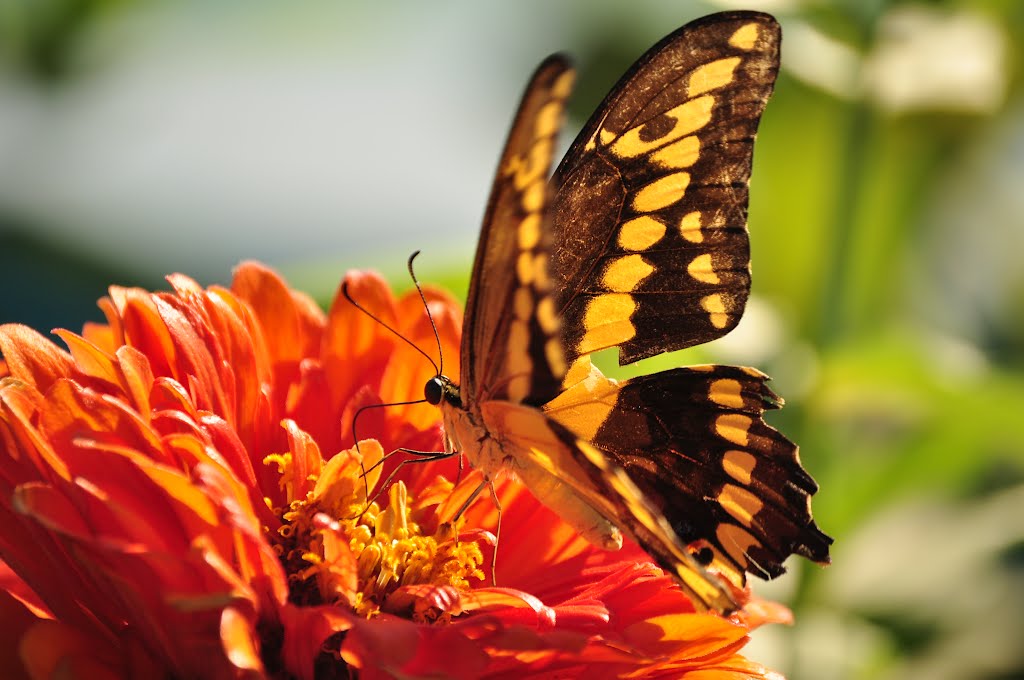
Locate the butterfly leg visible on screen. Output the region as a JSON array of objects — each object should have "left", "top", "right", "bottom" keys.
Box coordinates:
[
  {"left": 487, "top": 481, "right": 502, "bottom": 586},
  {"left": 349, "top": 448, "right": 458, "bottom": 521},
  {"left": 445, "top": 475, "right": 502, "bottom": 586},
  {"left": 448, "top": 475, "right": 490, "bottom": 524},
  {"left": 371, "top": 448, "right": 458, "bottom": 490},
  {"left": 361, "top": 446, "right": 455, "bottom": 478}
]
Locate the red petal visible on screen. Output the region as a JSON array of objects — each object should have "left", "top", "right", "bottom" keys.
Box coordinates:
[
  {"left": 18, "top": 620, "right": 121, "bottom": 680},
  {"left": 278, "top": 604, "right": 355, "bottom": 680},
  {"left": 0, "top": 587, "right": 37, "bottom": 680}
]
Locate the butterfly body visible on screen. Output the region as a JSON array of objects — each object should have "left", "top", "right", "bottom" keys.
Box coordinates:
[
  {"left": 425, "top": 11, "right": 831, "bottom": 613},
  {"left": 426, "top": 376, "right": 625, "bottom": 550}
]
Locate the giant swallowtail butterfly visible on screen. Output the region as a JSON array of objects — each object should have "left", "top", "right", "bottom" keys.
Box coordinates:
[{"left": 424, "top": 10, "right": 831, "bottom": 613}]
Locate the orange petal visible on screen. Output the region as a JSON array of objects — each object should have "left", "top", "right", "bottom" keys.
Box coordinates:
[
  {"left": 117, "top": 288, "right": 178, "bottom": 377},
  {"left": 220, "top": 606, "right": 264, "bottom": 673},
  {"left": 39, "top": 380, "right": 167, "bottom": 466},
  {"left": 436, "top": 469, "right": 487, "bottom": 525},
  {"left": 52, "top": 330, "right": 120, "bottom": 388},
  {"left": 282, "top": 419, "right": 324, "bottom": 502},
  {"left": 152, "top": 296, "right": 228, "bottom": 415},
  {"left": 621, "top": 613, "right": 748, "bottom": 662},
  {"left": 0, "top": 325, "right": 74, "bottom": 393},
  {"left": 114, "top": 346, "right": 154, "bottom": 418},
  {"left": 231, "top": 261, "right": 324, "bottom": 367},
  {"left": 395, "top": 286, "right": 462, "bottom": 377},
  {"left": 312, "top": 513, "right": 359, "bottom": 606},
  {"left": 81, "top": 321, "right": 116, "bottom": 355},
  {"left": 322, "top": 270, "right": 398, "bottom": 413}
]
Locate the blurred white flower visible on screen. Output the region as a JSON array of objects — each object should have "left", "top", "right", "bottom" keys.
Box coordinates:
[
  {"left": 784, "top": 5, "right": 1008, "bottom": 115},
  {"left": 863, "top": 5, "right": 1007, "bottom": 114},
  {"left": 783, "top": 18, "right": 862, "bottom": 100}
]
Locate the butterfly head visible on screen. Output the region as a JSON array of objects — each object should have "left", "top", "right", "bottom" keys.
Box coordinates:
[{"left": 424, "top": 375, "right": 461, "bottom": 409}]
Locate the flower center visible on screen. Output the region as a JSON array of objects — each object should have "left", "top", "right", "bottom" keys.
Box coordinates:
[{"left": 264, "top": 447, "right": 485, "bottom": 620}]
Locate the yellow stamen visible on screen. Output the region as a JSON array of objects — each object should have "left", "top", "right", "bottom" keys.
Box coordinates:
[{"left": 263, "top": 441, "right": 485, "bottom": 620}]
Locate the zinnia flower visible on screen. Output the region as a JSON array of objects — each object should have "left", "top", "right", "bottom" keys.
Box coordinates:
[{"left": 0, "top": 262, "right": 789, "bottom": 679}]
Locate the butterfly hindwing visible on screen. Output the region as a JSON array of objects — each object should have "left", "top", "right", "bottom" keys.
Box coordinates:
[
  {"left": 482, "top": 398, "right": 737, "bottom": 612},
  {"left": 550, "top": 12, "right": 780, "bottom": 367},
  {"left": 545, "top": 360, "right": 832, "bottom": 590}
]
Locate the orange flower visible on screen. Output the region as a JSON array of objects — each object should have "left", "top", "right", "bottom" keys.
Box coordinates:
[{"left": 0, "top": 263, "right": 788, "bottom": 679}]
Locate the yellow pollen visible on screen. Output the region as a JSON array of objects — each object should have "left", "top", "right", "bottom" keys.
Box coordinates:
[{"left": 262, "top": 443, "right": 485, "bottom": 621}]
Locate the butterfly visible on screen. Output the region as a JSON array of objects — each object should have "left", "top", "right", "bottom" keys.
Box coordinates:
[{"left": 422, "top": 10, "right": 831, "bottom": 613}]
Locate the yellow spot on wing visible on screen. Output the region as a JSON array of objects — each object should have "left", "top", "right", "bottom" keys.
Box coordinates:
[
  {"left": 709, "top": 378, "right": 744, "bottom": 408},
  {"left": 562, "top": 356, "right": 593, "bottom": 388},
  {"left": 603, "top": 254, "right": 654, "bottom": 292},
  {"left": 514, "top": 139, "right": 552, "bottom": 190},
  {"left": 609, "top": 96, "right": 715, "bottom": 159},
  {"left": 507, "top": 375, "right": 529, "bottom": 403},
  {"left": 536, "top": 296, "right": 558, "bottom": 334},
  {"left": 687, "top": 254, "right": 720, "bottom": 285},
  {"left": 716, "top": 413, "right": 752, "bottom": 446},
  {"left": 723, "top": 450, "right": 756, "bottom": 485},
  {"left": 521, "top": 180, "right": 546, "bottom": 213},
  {"left": 650, "top": 135, "right": 701, "bottom": 169},
  {"left": 533, "top": 252, "right": 550, "bottom": 288},
  {"left": 729, "top": 23, "right": 760, "bottom": 51},
  {"left": 544, "top": 338, "right": 566, "bottom": 377},
  {"left": 579, "top": 293, "right": 636, "bottom": 354},
  {"left": 577, "top": 440, "right": 609, "bottom": 470},
  {"left": 680, "top": 211, "right": 704, "bottom": 243},
  {"left": 552, "top": 70, "right": 575, "bottom": 98},
  {"left": 632, "top": 172, "right": 691, "bottom": 212},
  {"left": 701, "top": 293, "right": 729, "bottom": 329},
  {"left": 534, "top": 101, "right": 563, "bottom": 138},
  {"left": 718, "top": 484, "right": 764, "bottom": 527},
  {"left": 507, "top": 319, "right": 532, "bottom": 402},
  {"left": 513, "top": 286, "right": 532, "bottom": 321},
  {"left": 618, "top": 216, "right": 666, "bottom": 251},
  {"left": 517, "top": 252, "right": 535, "bottom": 284},
  {"left": 545, "top": 357, "right": 618, "bottom": 440},
  {"left": 716, "top": 523, "right": 760, "bottom": 567},
  {"left": 688, "top": 57, "right": 741, "bottom": 96},
  {"left": 598, "top": 128, "right": 616, "bottom": 146},
  {"left": 518, "top": 214, "right": 541, "bottom": 251},
  {"left": 674, "top": 565, "right": 731, "bottom": 610}
]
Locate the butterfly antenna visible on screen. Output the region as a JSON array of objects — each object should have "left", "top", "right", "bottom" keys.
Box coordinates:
[
  {"left": 342, "top": 277, "right": 439, "bottom": 375},
  {"left": 407, "top": 250, "right": 445, "bottom": 377}
]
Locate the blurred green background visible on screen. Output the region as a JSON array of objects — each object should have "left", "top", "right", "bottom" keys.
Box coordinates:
[{"left": 2, "top": 1, "right": 1022, "bottom": 678}]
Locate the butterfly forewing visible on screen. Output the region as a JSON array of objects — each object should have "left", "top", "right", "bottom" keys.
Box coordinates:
[
  {"left": 462, "top": 57, "right": 575, "bottom": 406},
  {"left": 550, "top": 12, "right": 780, "bottom": 367}
]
